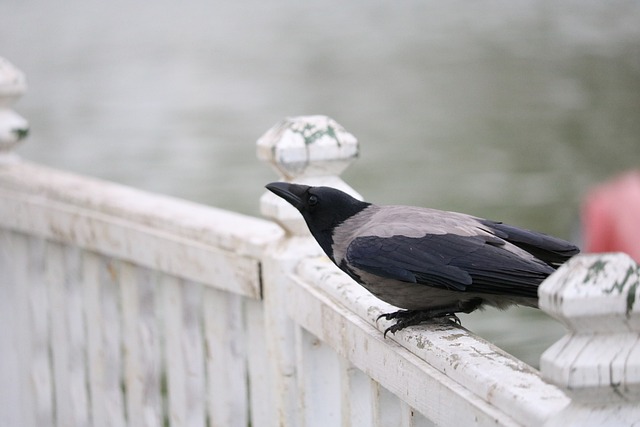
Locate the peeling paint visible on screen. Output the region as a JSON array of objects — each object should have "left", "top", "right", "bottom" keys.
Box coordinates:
[
  {"left": 414, "top": 335, "right": 433, "bottom": 350},
  {"left": 448, "top": 353, "right": 461, "bottom": 370},
  {"left": 442, "top": 333, "right": 466, "bottom": 342},
  {"left": 503, "top": 360, "right": 537, "bottom": 375},
  {"left": 487, "top": 383, "right": 499, "bottom": 401},
  {"left": 469, "top": 346, "right": 497, "bottom": 361}
]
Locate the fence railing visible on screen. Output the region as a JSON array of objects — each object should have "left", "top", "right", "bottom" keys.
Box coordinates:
[{"left": 1, "top": 57, "right": 639, "bottom": 427}]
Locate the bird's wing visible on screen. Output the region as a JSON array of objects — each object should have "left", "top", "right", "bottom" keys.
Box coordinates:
[
  {"left": 345, "top": 233, "right": 552, "bottom": 297},
  {"left": 479, "top": 220, "right": 580, "bottom": 266}
]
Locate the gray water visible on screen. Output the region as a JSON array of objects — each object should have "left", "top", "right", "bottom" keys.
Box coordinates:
[{"left": 2, "top": 1, "right": 640, "bottom": 367}]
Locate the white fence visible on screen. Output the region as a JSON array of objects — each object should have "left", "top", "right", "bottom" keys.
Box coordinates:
[{"left": 1, "top": 58, "right": 639, "bottom": 427}]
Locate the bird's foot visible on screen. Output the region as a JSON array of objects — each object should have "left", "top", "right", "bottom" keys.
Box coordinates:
[{"left": 377, "top": 309, "right": 461, "bottom": 338}]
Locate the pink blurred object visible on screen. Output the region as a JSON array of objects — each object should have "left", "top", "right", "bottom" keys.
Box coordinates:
[{"left": 582, "top": 170, "right": 640, "bottom": 263}]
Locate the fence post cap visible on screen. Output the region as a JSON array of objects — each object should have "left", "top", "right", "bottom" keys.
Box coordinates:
[
  {"left": 0, "top": 57, "right": 29, "bottom": 163},
  {"left": 258, "top": 115, "right": 360, "bottom": 235},
  {"left": 257, "top": 115, "right": 358, "bottom": 180},
  {"left": 539, "top": 252, "right": 640, "bottom": 332},
  {"left": 539, "top": 253, "right": 640, "bottom": 409}
]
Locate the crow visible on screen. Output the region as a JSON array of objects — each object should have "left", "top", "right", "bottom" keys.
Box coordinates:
[{"left": 266, "top": 182, "right": 580, "bottom": 337}]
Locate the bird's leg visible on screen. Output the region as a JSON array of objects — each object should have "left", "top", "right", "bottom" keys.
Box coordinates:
[{"left": 379, "top": 299, "right": 483, "bottom": 338}]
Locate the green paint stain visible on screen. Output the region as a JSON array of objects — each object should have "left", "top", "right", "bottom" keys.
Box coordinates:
[
  {"left": 599, "top": 264, "right": 640, "bottom": 318},
  {"left": 12, "top": 127, "right": 29, "bottom": 140},
  {"left": 584, "top": 259, "right": 608, "bottom": 283},
  {"left": 291, "top": 123, "right": 341, "bottom": 146},
  {"left": 627, "top": 280, "right": 638, "bottom": 318},
  {"left": 604, "top": 266, "right": 635, "bottom": 295}
]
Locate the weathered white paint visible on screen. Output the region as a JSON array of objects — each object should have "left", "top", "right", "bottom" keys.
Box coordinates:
[
  {"left": 47, "top": 242, "right": 90, "bottom": 427},
  {"left": 341, "top": 358, "right": 376, "bottom": 426},
  {"left": 83, "top": 252, "right": 126, "bottom": 427},
  {"left": 295, "top": 326, "right": 342, "bottom": 427},
  {"left": 203, "top": 288, "right": 248, "bottom": 427},
  {"left": 25, "top": 235, "right": 55, "bottom": 427},
  {"left": 540, "top": 253, "right": 640, "bottom": 426},
  {"left": 260, "top": 241, "right": 310, "bottom": 426},
  {"left": 120, "top": 262, "right": 163, "bottom": 427},
  {"left": 0, "top": 230, "right": 27, "bottom": 427},
  {"left": 374, "top": 384, "right": 403, "bottom": 427},
  {"left": 244, "top": 298, "right": 274, "bottom": 427},
  {"left": 0, "top": 161, "right": 281, "bottom": 257},
  {"left": 161, "top": 275, "right": 206, "bottom": 427},
  {"left": 2, "top": 83, "right": 640, "bottom": 427},
  {"left": 0, "top": 181, "right": 270, "bottom": 298}
]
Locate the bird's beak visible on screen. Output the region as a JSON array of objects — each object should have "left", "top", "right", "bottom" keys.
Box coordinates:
[{"left": 265, "top": 182, "right": 309, "bottom": 210}]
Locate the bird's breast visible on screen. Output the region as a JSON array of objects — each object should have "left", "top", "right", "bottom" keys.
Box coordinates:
[{"left": 350, "top": 268, "right": 470, "bottom": 310}]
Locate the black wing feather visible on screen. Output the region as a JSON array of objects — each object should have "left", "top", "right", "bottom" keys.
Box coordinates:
[
  {"left": 479, "top": 220, "right": 580, "bottom": 266},
  {"left": 345, "top": 234, "right": 554, "bottom": 298}
]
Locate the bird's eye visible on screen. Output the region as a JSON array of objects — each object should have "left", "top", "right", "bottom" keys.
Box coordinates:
[{"left": 308, "top": 195, "right": 318, "bottom": 206}]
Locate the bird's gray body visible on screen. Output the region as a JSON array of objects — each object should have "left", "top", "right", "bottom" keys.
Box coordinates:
[
  {"left": 332, "top": 204, "right": 544, "bottom": 310},
  {"left": 331, "top": 204, "right": 537, "bottom": 265}
]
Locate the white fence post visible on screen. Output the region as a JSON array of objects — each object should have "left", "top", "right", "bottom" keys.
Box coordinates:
[
  {"left": 539, "top": 253, "right": 640, "bottom": 426},
  {"left": 0, "top": 57, "right": 29, "bottom": 163},
  {"left": 257, "top": 115, "right": 359, "bottom": 426},
  {"left": 0, "top": 57, "right": 34, "bottom": 427}
]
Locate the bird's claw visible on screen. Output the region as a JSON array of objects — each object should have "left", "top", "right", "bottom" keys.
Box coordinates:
[
  {"left": 383, "top": 324, "right": 400, "bottom": 338},
  {"left": 376, "top": 313, "right": 388, "bottom": 323},
  {"left": 446, "top": 313, "right": 462, "bottom": 325},
  {"left": 377, "top": 310, "right": 462, "bottom": 338},
  {"left": 376, "top": 311, "right": 403, "bottom": 323}
]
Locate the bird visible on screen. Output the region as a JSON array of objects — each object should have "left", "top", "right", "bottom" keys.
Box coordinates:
[{"left": 265, "top": 182, "right": 580, "bottom": 337}]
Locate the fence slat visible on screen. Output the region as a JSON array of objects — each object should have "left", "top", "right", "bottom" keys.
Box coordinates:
[
  {"left": 13, "top": 231, "right": 33, "bottom": 426},
  {"left": 120, "top": 263, "right": 163, "bottom": 427},
  {"left": 245, "top": 298, "right": 273, "bottom": 427},
  {"left": 161, "top": 275, "right": 206, "bottom": 427},
  {"left": 373, "top": 382, "right": 403, "bottom": 427},
  {"left": 48, "top": 243, "right": 90, "bottom": 427},
  {"left": 26, "top": 236, "right": 55, "bottom": 427},
  {"left": 340, "top": 360, "right": 375, "bottom": 427},
  {"left": 203, "top": 288, "right": 248, "bottom": 427},
  {"left": 295, "top": 327, "right": 342, "bottom": 427},
  {"left": 84, "top": 253, "right": 126, "bottom": 427}
]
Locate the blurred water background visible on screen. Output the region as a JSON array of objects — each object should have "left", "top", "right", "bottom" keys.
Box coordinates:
[{"left": 2, "top": 1, "right": 639, "bottom": 367}]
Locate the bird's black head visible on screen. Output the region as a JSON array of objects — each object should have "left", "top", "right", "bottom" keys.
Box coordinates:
[{"left": 265, "top": 182, "right": 370, "bottom": 259}]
